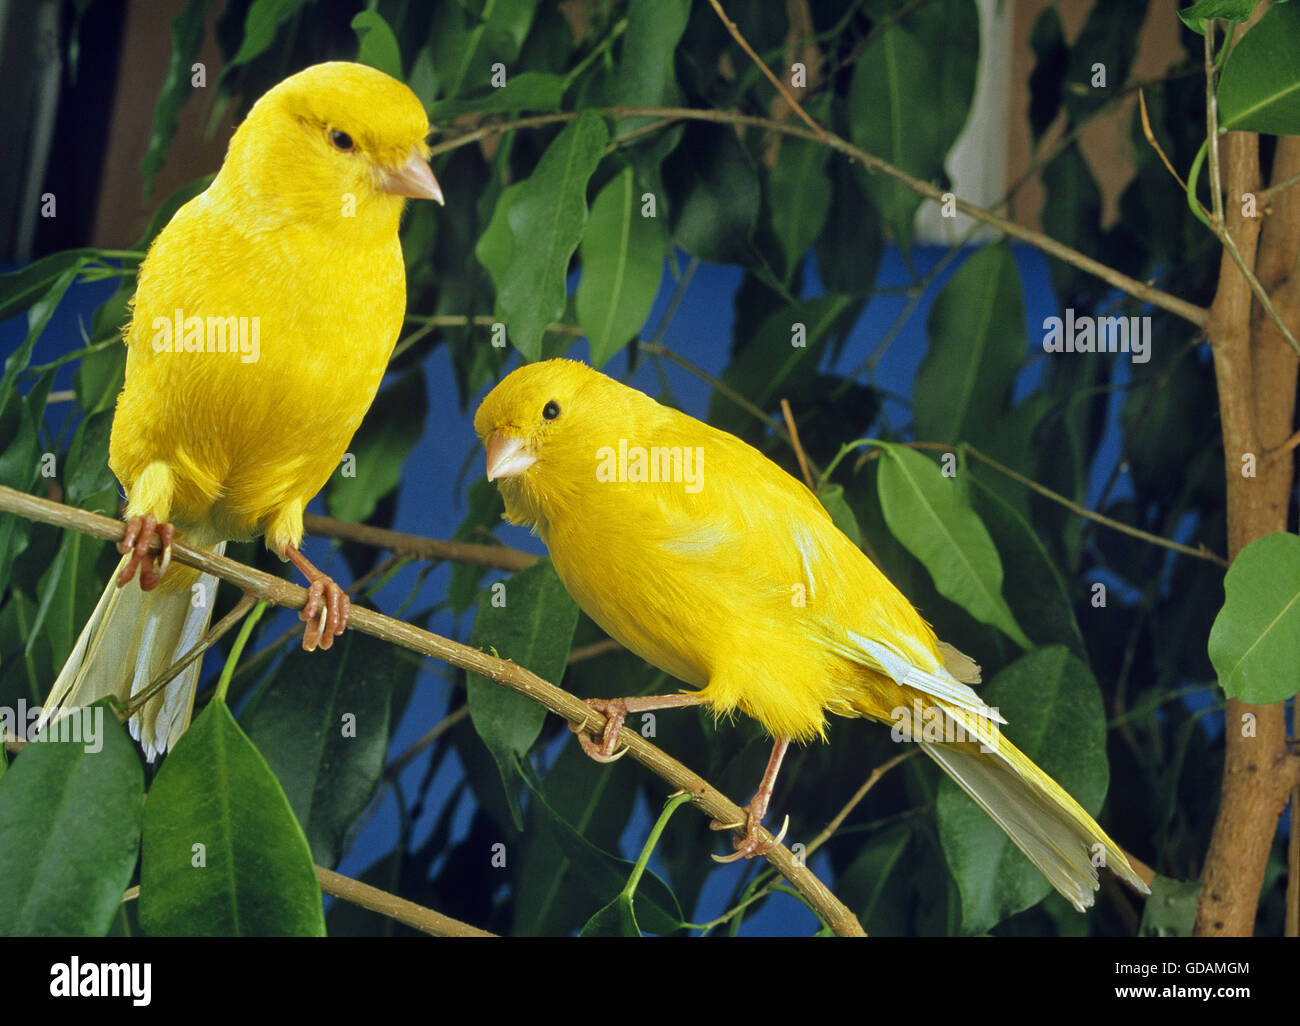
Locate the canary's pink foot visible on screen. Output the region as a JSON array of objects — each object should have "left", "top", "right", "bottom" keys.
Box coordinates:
[
  {"left": 117, "top": 515, "right": 173, "bottom": 591},
  {"left": 710, "top": 737, "right": 791, "bottom": 863},
  {"left": 571, "top": 698, "right": 632, "bottom": 763},
  {"left": 570, "top": 692, "right": 709, "bottom": 764},
  {"left": 286, "top": 545, "right": 350, "bottom": 652}
]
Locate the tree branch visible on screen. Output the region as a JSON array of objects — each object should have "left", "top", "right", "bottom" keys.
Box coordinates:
[
  {"left": 314, "top": 865, "right": 495, "bottom": 937},
  {"left": 431, "top": 106, "right": 1209, "bottom": 329},
  {"left": 0, "top": 485, "right": 866, "bottom": 938},
  {"left": 301, "top": 512, "right": 537, "bottom": 572}
]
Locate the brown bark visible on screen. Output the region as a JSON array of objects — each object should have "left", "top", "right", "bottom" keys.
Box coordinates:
[{"left": 1195, "top": 132, "right": 1300, "bottom": 937}]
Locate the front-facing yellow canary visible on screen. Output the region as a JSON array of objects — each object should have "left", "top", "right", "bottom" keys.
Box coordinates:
[
  {"left": 41, "top": 61, "right": 443, "bottom": 760},
  {"left": 474, "top": 359, "right": 1149, "bottom": 911}
]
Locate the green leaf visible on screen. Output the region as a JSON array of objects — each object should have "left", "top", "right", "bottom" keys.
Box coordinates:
[
  {"left": 2, "top": 264, "right": 84, "bottom": 402},
  {"left": 874, "top": 443, "right": 1031, "bottom": 648},
  {"left": 0, "top": 250, "right": 95, "bottom": 326},
  {"left": 709, "top": 294, "right": 856, "bottom": 435},
  {"left": 614, "top": 0, "right": 689, "bottom": 126},
  {"left": 224, "top": 0, "right": 309, "bottom": 71},
  {"left": 848, "top": 0, "right": 979, "bottom": 248},
  {"left": 1180, "top": 0, "right": 1271, "bottom": 35},
  {"left": 663, "top": 121, "right": 761, "bottom": 265},
  {"left": 140, "top": 700, "right": 325, "bottom": 936},
  {"left": 1040, "top": 144, "right": 1103, "bottom": 305},
  {"left": 65, "top": 409, "right": 116, "bottom": 507},
  {"left": 817, "top": 483, "right": 861, "bottom": 548},
  {"left": 816, "top": 157, "right": 883, "bottom": 295},
  {"left": 1028, "top": 5, "right": 1067, "bottom": 141},
  {"left": 480, "top": 112, "right": 609, "bottom": 360},
  {"left": 428, "top": 71, "right": 566, "bottom": 118},
  {"left": 835, "top": 821, "right": 915, "bottom": 934},
  {"left": 1062, "top": 0, "right": 1146, "bottom": 123},
  {"left": 351, "top": 10, "right": 402, "bottom": 80},
  {"left": 914, "top": 244, "right": 1025, "bottom": 448},
  {"left": 577, "top": 166, "right": 664, "bottom": 368},
  {"left": 448, "top": 476, "right": 511, "bottom": 614},
  {"left": 936, "top": 646, "right": 1110, "bottom": 934},
  {"left": 141, "top": 0, "right": 207, "bottom": 196},
  {"left": 521, "top": 767, "right": 684, "bottom": 935},
  {"left": 579, "top": 893, "right": 639, "bottom": 936},
  {"left": 768, "top": 130, "right": 831, "bottom": 283},
  {"left": 1207, "top": 532, "right": 1300, "bottom": 704},
  {"left": 1138, "top": 875, "right": 1203, "bottom": 936},
  {"left": 967, "top": 474, "right": 1086, "bottom": 658},
  {"left": 1217, "top": 1, "right": 1300, "bottom": 134},
  {"left": 241, "top": 630, "right": 412, "bottom": 867},
  {"left": 466, "top": 559, "right": 580, "bottom": 828},
  {"left": 325, "top": 368, "right": 426, "bottom": 525},
  {"left": 0, "top": 705, "right": 144, "bottom": 936}
]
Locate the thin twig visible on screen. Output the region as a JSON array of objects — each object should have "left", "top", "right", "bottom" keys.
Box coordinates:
[
  {"left": 314, "top": 865, "right": 495, "bottom": 937},
  {"left": 302, "top": 513, "right": 537, "bottom": 572},
  {"left": 385, "top": 705, "right": 471, "bottom": 779},
  {"left": 805, "top": 750, "right": 916, "bottom": 858},
  {"left": 0, "top": 485, "right": 865, "bottom": 938},
  {"left": 706, "top": 0, "right": 827, "bottom": 139},
  {"left": 431, "top": 106, "right": 1209, "bottom": 328},
  {"left": 780, "top": 398, "right": 814, "bottom": 489}
]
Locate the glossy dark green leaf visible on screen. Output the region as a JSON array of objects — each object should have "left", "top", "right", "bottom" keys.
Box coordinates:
[
  {"left": 816, "top": 157, "right": 883, "bottom": 295},
  {"left": 875, "top": 443, "right": 1031, "bottom": 648},
  {"left": 847, "top": 0, "right": 978, "bottom": 247},
  {"left": 1040, "top": 144, "right": 1103, "bottom": 305},
  {"left": 817, "top": 483, "right": 861, "bottom": 548},
  {"left": 1218, "top": 0, "right": 1300, "bottom": 134},
  {"left": 242, "top": 630, "right": 412, "bottom": 867},
  {"left": 936, "top": 646, "right": 1110, "bottom": 934},
  {"left": 1208, "top": 532, "right": 1300, "bottom": 704},
  {"left": 140, "top": 700, "right": 325, "bottom": 936},
  {"left": 663, "top": 122, "right": 760, "bottom": 265},
  {"left": 479, "top": 112, "right": 609, "bottom": 359},
  {"left": 1063, "top": 0, "right": 1145, "bottom": 123},
  {"left": 448, "top": 477, "right": 513, "bottom": 614},
  {"left": 326, "top": 368, "right": 427, "bottom": 525},
  {"left": 768, "top": 128, "right": 831, "bottom": 283},
  {"left": 1138, "top": 875, "right": 1203, "bottom": 936},
  {"left": 967, "top": 474, "right": 1085, "bottom": 658},
  {"left": 914, "top": 244, "right": 1025, "bottom": 448},
  {"left": 1028, "top": 5, "right": 1067, "bottom": 140},
  {"left": 0, "top": 250, "right": 95, "bottom": 327},
  {"left": 0, "top": 705, "right": 143, "bottom": 936},
  {"left": 428, "top": 72, "right": 566, "bottom": 118},
  {"left": 224, "top": 0, "right": 309, "bottom": 70},
  {"left": 141, "top": 0, "right": 206, "bottom": 196},
  {"left": 351, "top": 10, "right": 402, "bottom": 79},
  {"left": 614, "top": 0, "right": 689, "bottom": 127},
  {"left": 1180, "top": 0, "right": 1272, "bottom": 35},
  {"left": 577, "top": 166, "right": 664, "bottom": 368},
  {"left": 709, "top": 294, "right": 856, "bottom": 435},
  {"left": 1, "top": 264, "right": 82, "bottom": 402},
  {"left": 467, "top": 558, "right": 580, "bottom": 828}
]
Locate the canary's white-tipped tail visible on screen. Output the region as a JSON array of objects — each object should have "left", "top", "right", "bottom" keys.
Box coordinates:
[
  {"left": 921, "top": 703, "right": 1149, "bottom": 911},
  {"left": 38, "top": 543, "right": 226, "bottom": 761}
]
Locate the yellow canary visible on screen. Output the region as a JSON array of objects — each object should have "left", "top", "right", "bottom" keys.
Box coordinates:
[
  {"left": 41, "top": 62, "right": 443, "bottom": 760},
  {"left": 474, "top": 359, "right": 1149, "bottom": 910}
]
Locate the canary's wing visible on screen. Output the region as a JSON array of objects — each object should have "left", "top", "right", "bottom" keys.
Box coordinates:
[{"left": 653, "top": 413, "right": 1002, "bottom": 722}]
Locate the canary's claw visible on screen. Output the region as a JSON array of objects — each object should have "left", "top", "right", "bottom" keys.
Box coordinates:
[
  {"left": 710, "top": 812, "right": 789, "bottom": 863},
  {"left": 116, "top": 515, "right": 174, "bottom": 591},
  {"left": 570, "top": 698, "right": 631, "bottom": 762},
  {"left": 300, "top": 574, "right": 349, "bottom": 652}
]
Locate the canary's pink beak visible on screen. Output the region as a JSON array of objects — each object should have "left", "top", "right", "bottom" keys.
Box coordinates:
[
  {"left": 486, "top": 433, "right": 536, "bottom": 481},
  {"left": 379, "top": 146, "right": 444, "bottom": 204}
]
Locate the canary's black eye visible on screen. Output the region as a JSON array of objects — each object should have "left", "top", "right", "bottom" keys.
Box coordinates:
[
  {"left": 329, "top": 129, "right": 354, "bottom": 152},
  {"left": 542, "top": 400, "right": 560, "bottom": 421}
]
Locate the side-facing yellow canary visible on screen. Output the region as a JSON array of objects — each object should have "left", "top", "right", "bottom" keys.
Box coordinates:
[
  {"left": 474, "top": 359, "right": 1149, "bottom": 911},
  {"left": 40, "top": 62, "right": 443, "bottom": 760}
]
